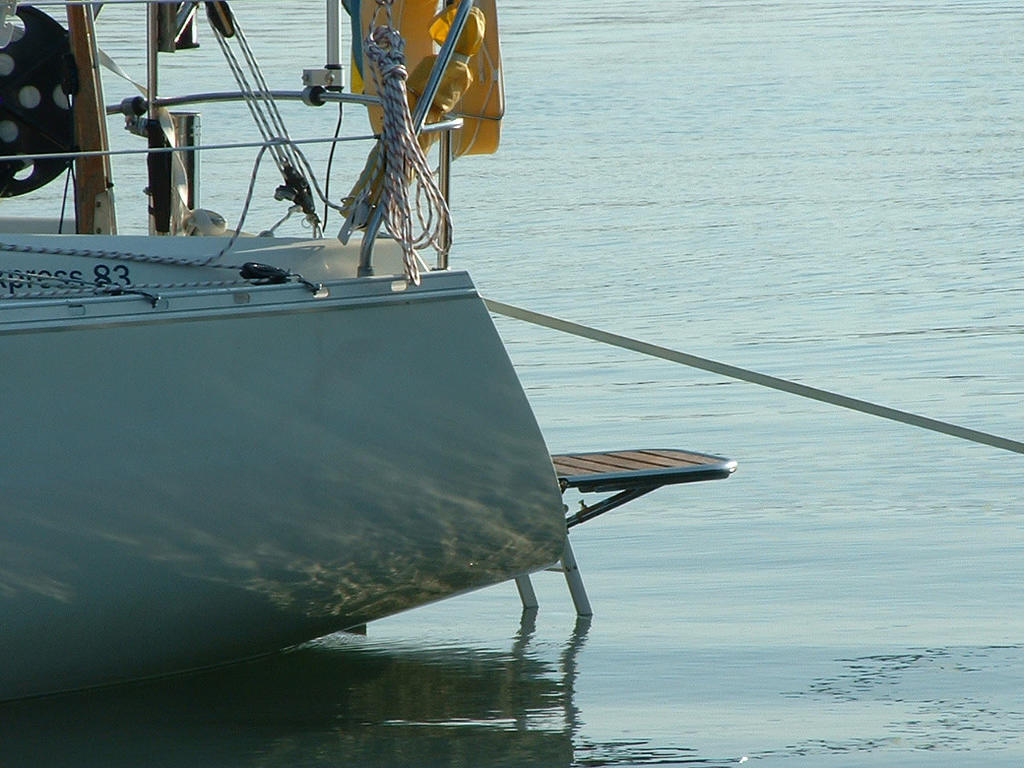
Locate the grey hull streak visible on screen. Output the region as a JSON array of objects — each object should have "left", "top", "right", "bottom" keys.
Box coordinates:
[{"left": 0, "top": 237, "right": 566, "bottom": 701}]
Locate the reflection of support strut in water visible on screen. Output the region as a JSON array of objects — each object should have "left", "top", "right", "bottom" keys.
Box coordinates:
[
  {"left": 560, "top": 616, "right": 590, "bottom": 736},
  {"left": 511, "top": 607, "right": 590, "bottom": 736}
]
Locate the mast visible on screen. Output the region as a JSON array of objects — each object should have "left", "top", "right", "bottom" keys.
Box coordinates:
[{"left": 66, "top": 4, "right": 116, "bottom": 234}]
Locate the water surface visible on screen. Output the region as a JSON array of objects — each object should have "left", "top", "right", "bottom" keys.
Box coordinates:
[{"left": 1, "top": 1, "right": 1022, "bottom": 765}]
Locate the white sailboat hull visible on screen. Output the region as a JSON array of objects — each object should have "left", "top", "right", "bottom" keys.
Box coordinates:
[{"left": 0, "top": 237, "right": 565, "bottom": 700}]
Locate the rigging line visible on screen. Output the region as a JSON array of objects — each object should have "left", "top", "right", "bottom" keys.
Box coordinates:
[
  {"left": 483, "top": 299, "right": 1024, "bottom": 457},
  {"left": 211, "top": 7, "right": 316, "bottom": 196},
  {"left": 212, "top": 143, "right": 270, "bottom": 264},
  {"left": 59, "top": 164, "right": 73, "bottom": 234},
  {"left": 0, "top": 240, "right": 242, "bottom": 270},
  {"left": 204, "top": 5, "right": 325, "bottom": 236},
  {"left": 9, "top": 134, "right": 375, "bottom": 164},
  {"left": 0, "top": 268, "right": 161, "bottom": 305},
  {"left": 209, "top": 25, "right": 285, "bottom": 170},
  {"left": 322, "top": 103, "right": 344, "bottom": 229},
  {"left": 232, "top": 21, "right": 292, "bottom": 146},
  {"left": 205, "top": 8, "right": 302, "bottom": 184}
]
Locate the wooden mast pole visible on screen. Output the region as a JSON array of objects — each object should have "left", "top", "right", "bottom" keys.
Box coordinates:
[{"left": 66, "top": 5, "right": 116, "bottom": 235}]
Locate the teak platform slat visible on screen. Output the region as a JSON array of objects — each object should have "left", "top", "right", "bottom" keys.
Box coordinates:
[{"left": 552, "top": 448, "right": 737, "bottom": 494}]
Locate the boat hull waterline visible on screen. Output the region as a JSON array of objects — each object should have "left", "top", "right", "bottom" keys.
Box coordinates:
[{"left": 0, "top": 235, "right": 566, "bottom": 701}]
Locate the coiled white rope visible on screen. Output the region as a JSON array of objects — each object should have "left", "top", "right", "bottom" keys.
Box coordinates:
[{"left": 363, "top": 2, "right": 452, "bottom": 284}]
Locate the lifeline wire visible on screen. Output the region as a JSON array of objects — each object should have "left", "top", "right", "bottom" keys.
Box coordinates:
[{"left": 484, "top": 299, "right": 1024, "bottom": 456}]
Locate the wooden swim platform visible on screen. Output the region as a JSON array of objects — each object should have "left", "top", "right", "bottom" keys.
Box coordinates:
[
  {"left": 552, "top": 448, "right": 736, "bottom": 494},
  {"left": 515, "top": 447, "right": 737, "bottom": 616},
  {"left": 552, "top": 448, "right": 736, "bottom": 528}
]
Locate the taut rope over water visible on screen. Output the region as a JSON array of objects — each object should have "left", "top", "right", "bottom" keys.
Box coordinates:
[{"left": 485, "top": 299, "right": 1024, "bottom": 456}]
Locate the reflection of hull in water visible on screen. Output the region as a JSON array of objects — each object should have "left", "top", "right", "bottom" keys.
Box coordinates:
[
  {"left": 0, "top": 236, "right": 566, "bottom": 701},
  {"left": 0, "top": 618, "right": 589, "bottom": 768}
]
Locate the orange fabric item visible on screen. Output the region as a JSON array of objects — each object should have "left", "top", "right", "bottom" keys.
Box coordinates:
[{"left": 406, "top": 5, "right": 486, "bottom": 126}]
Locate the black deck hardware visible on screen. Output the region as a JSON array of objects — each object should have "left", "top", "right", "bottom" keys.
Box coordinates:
[
  {"left": 240, "top": 262, "right": 290, "bottom": 283},
  {"left": 552, "top": 449, "right": 737, "bottom": 528}
]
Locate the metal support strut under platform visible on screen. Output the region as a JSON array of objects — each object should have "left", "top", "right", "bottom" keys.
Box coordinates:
[{"left": 515, "top": 448, "right": 737, "bottom": 617}]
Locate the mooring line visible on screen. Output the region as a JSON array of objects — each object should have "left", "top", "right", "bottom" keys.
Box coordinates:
[{"left": 484, "top": 299, "right": 1023, "bottom": 456}]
